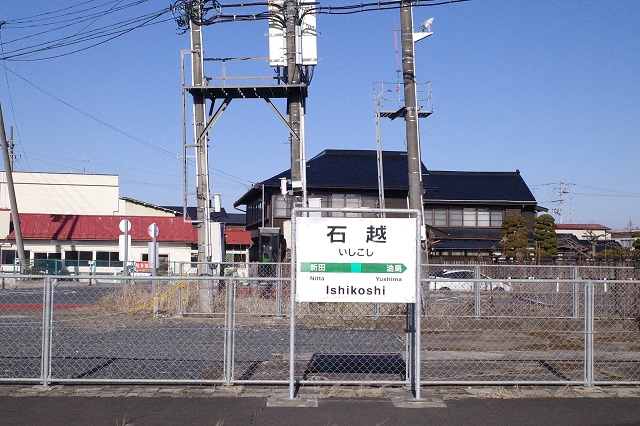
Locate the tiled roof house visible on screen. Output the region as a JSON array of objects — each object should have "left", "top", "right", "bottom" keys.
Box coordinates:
[{"left": 234, "top": 149, "right": 543, "bottom": 261}]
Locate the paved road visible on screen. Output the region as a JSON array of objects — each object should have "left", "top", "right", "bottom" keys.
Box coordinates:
[{"left": 2, "top": 391, "right": 640, "bottom": 426}]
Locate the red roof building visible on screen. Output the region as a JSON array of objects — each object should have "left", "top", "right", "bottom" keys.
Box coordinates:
[
  {"left": 8, "top": 214, "right": 198, "bottom": 242},
  {"left": 2, "top": 213, "right": 251, "bottom": 273}
]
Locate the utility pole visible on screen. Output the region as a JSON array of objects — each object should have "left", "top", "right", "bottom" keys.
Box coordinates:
[
  {"left": 400, "top": 0, "right": 427, "bottom": 400},
  {"left": 189, "top": 0, "right": 213, "bottom": 275},
  {"left": 400, "top": 2, "right": 424, "bottom": 224},
  {"left": 285, "top": 0, "right": 305, "bottom": 204},
  {"left": 552, "top": 182, "right": 568, "bottom": 224},
  {"left": 8, "top": 126, "right": 14, "bottom": 170},
  {"left": 0, "top": 103, "right": 26, "bottom": 273}
]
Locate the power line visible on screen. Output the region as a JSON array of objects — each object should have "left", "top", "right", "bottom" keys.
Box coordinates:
[
  {"left": 0, "top": 63, "right": 254, "bottom": 186},
  {"left": 24, "top": 151, "right": 181, "bottom": 178},
  {"left": 4, "top": 1, "right": 152, "bottom": 26},
  {"left": 170, "top": 0, "right": 471, "bottom": 29},
  {"left": 1, "top": 12, "right": 172, "bottom": 61},
  {"left": 0, "top": 0, "right": 173, "bottom": 61},
  {"left": 0, "top": 28, "right": 31, "bottom": 171}
]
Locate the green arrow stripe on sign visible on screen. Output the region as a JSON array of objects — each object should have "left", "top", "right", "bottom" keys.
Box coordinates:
[{"left": 300, "top": 262, "right": 407, "bottom": 273}]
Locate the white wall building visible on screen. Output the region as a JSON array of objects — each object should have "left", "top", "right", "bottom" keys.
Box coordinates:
[
  {"left": 0, "top": 172, "right": 195, "bottom": 274},
  {"left": 0, "top": 171, "right": 120, "bottom": 216}
]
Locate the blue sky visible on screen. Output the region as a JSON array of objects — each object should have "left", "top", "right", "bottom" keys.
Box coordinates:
[{"left": 1, "top": 0, "right": 639, "bottom": 229}]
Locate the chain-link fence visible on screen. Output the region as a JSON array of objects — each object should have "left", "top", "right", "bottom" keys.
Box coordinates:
[
  {"left": 1, "top": 264, "right": 639, "bottom": 388},
  {"left": 0, "top": 279, "right": 46, "bottom": 383},
  {"left": 420, "top": 264, "right": 640, "bottom": 385}
]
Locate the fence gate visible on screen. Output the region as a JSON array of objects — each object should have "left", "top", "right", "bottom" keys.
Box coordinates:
[{"left": 289, "top": 207, "right": 423, "bottom": 399}]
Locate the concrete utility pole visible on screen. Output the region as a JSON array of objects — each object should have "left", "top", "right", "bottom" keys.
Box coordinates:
[
  {"left": 0, "top": 103, "right": 26, "bottom": 273},
  {"left": 190, "top": 0, "right": 213, "bottom": 275},
  {"left": 8, "top": 126, "right": 14, "bottom": 170},
  {"left": 400, "top": 0, "right": 425, "bottom": 400},
  {"left": 285, "top": 0, "right": 304, "bottom": 202},
  {"left": 400, "top": 2, "right": 424, "bottom": 221}
]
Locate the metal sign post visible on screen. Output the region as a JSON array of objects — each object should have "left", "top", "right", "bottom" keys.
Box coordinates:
[
  {"left": 119, "top": 219, "right": 131, "bottom": 277},
  {"left": 148, "top": 223, "right": 159, "bottom": 276},
  {"left": 289, "top": 207, "right": 422, "bottom": 400},
  {"left": 148, "top": 223, "right": 160, "bottom": 317}
]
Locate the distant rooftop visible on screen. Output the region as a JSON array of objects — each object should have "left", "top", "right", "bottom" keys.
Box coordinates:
[
  {"left": 235, "top": 149, "right": 537, "bottom": 206},
  {"left": 556, "top": 223, "right": 610, "bottom": 231},
  {"left": 161, "top": 206, "right": 245, "bottom": 225}
]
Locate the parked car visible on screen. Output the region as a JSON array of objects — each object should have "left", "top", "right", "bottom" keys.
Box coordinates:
[{"left": 428, "top": 269, "right": 511, "bottom": 292}]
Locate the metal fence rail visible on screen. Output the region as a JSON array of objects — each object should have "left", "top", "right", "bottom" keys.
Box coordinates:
[
  {"left": 0, "top": 264, "right": 639, "bottom": 388},
  {"left": 48, "top": 277, "right": 227, "bottom": 384},
  {"left": 420, "top": 279, "right": 589, "bottom": 385},
  {"left": 420, "top": 264, "right": 640, "bottom": 385},
  {"left": 0, "top": 279, "right": 46, "bottom": 383}
]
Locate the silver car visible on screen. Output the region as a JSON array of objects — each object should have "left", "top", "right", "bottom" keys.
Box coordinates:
[{"left": 428, "top": 269, "right": 511, "bottom": 292}]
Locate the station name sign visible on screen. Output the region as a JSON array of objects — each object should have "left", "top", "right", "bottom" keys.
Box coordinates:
[{"left": 295, "top": 216, "right": 417, "bottom": 303}]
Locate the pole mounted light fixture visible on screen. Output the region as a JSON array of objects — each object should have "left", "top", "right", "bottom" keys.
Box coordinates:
[{"left": 414, "top": 17, "right": 434, "bottom": 43}]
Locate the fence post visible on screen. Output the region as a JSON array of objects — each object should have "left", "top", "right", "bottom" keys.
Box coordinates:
[
  {"left": 177, "top": 264, "right": 184, "bottom": 316},
  {"left": 573, "top": 266, "right": 580, "bottom": 319},
  {"left": 413, "top": 227, "right": 422, "bottom": 400},
  {"left": 153, "top": 279, "right": 159, "bottom": 318},
  {"left": 584, "top": 280, "right": 594, "bottom": 386},
  {"left": 40, "top": 277, "right": 53, "bottom": 387},
  {"left": 288, "top": 217, "right": 298, "bottom": 400},
  {"left": 224, "top": 278, "right": 236, "bottom": 386},
  {"left": 276, "top": 263, "right": 283, "bottom": 317},
  {"left": 474, "top": 265, "right": 481, "bottom": 318}
]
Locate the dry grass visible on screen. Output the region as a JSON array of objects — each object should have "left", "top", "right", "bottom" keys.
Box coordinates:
[
  {"left": 553, "top": 384, "right": 572, "bottom": 398},
  {"left": 317, "top": 385, "right": 389, "bottom": 399},
  {"left": 474, "top": 386, "right": 524, "bottom": 399},
  {"left": 95, "top": 285, "right": 154, "bottom": 313},
  {"left": 94, "top": 282, "right": 190, "bottom": 316}
]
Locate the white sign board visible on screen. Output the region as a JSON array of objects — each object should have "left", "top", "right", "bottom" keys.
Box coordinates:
[
  {"left": 148, "top": 223, "right": 159, "bottom": 239},
  {"left": 118, "top": 234, "right": 132, "bottom": 261},
  {"left": 295, "top": 217, "right": 417, "bottom": 303},
  {"left": 119, "top": 219, "right": 131, "bottom": 233}
]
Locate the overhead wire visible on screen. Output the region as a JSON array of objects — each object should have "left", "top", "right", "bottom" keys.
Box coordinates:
[
  {"left": 0, "top": 63, "right": 253, "bottom": 187},
  {"left": 0, "top": 0, "right": 469, "bottom": 193},
  {"left": 171, "top": 0, "right": 471, "bottom": 29},
  {"left": 1, "top": 11, "right": 173, "bottom": 61},
  {"left": 0, "top": 26, "right": 31, "bottom": 171},
  {"left": 3, "top": 0, "right": 153, "bottom": 27}
]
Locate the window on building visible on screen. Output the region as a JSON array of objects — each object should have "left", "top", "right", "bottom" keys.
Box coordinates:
[
  {"left": 323, "top": 193, "right": 377, "bottom": 217},
  {"left": 477, "top": 209, "right": 490, "bottom": 227},
  {"left": 273, "top": 194, "right": 293, "bottom": 218},
  {"left": 424, "top": 207, "right": 505, "bottom": 227},
  {"left": 96, "top": 251, "right": 122, "bottom": 267},
  {"left": 490, "top": 210, "right": 503, "bottom": 227},
  {"left": 1, "top": 250, "right": 30, "bottom": 265},
  {"left": 65, "top": 251, "right": 79, "bottom": 267},
  {"left": 110, "top": 252, "right": 122, "bottom": 267},
  {"left": 449, "top": 209, "right": 463, "bottom": 226},
  {"left": 79, "top": 251, "right": 93, "bottom": 266},
  {"left": 463, "top": 208, "right": 476, "bottom": 227},
  {"left": 247, "top": 199, "right": 263, "bottom": 225},
  {"left": 95, "top": 251, "right": 109, "bottom": 266},
  {"left": 1, "top": 250, "right": 16, "bottom": 265},
  {"left": 434, "top": 208, "right": 448, "bottom": 227}
]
